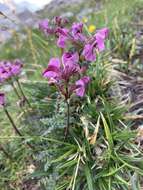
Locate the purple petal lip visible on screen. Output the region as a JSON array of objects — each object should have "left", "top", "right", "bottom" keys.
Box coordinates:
[
  {"left": 72, "top": 22, "right": 83, "bottom": 34},
  {"left": 39, "top": 19, "right": 49, "bottom": 31},
  {"left": 56, "top": 28, "right": 69, "bottom": 48},
  {"left": 62, "top": 52, "right": 79, "bottom": 64},
  {"left": 0, "top": 93, "right": 5, "bottom": 106},
  {"left": 96, "top": 27, "right": 109, "bottom": 39},
  {"left": 48, "top": 58, "right": 61, "bottom": 68},
  {"left": 71, "top": 22, "right": 86, "bottom": 41},
  {"left": 82, "top": 44, "right": 96, "bottom": 61},
  {"left": 75, "top": 76, "right": 90, "bottom": 97},
  {"left": 82, "top": 27, "right": 109, "bottom": 61},
  {"left": 43, "top": 58, "right": 61, "bottom": 81}
]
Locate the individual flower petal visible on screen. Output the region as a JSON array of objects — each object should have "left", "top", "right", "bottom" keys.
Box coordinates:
[
  {"left": 62, "top": 52, "right": 79, "bottom": 65},
  {"left": 96, "top": 27, "right": 109, "bottom": 39},
  {"left": 71, "top": 22, "right": 85, "bottom": 41},
  {"left": 48, "top": 57, "right": 61, "bottom": 69},
  {"left": 0, "top": 67, "right": 7, "bottom": 83},
  {"left": 82, "top": 44, "right": 96, "bottom": 61},
  {"left": 81, "top": 76, "right": 90, "bottom": 84},
  {"left": 0, "top": 93, "right": 5, "bottom": 106},
  {"left": 95, "top": 33, "right": 105, "bottom": 51},
  {"left": 57, "top": 36, "right": 67, "bottom": 48},
  {"left": 56, "top": 28, "right": 69, "bottom": 48},
  {"left": 95, "top": 27, "right": 109, "bottom": 51},
  {"left": 72, "top": 22, "right": 83, "bottom": 33},
  {"left": 11, "top": 60, "right": 23, "bottom": 76},
  {"left": 43, "top": 58, "right": 61, "bottom": 83},
  {"left": 1, "top": 70, "right": 11, "bottom": 80},
  {"left": 43, "top": 70, "right": 58, "bottom": 79},
  {"left": 75, "top": 76, "right": 90, "bottom": 97},
  {"left": 39, "top": 19, "right": 49, "bottom": 31},
  {"left": 72, "top": 22, "right": 83, "bottom": 37}
]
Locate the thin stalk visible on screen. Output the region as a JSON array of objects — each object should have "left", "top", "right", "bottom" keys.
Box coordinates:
[
  {"left": 0, "top": 144, "right": 12, "bottom": 160},
  {"left": 4, "top": 107, "right": 34, "bottom": 150},
  {"left": 16, "top": 79, "right": 31, "bottom": 107},
  {"left": 10, "top": 82, "right": 21, "bottom": 99},
  {"left": 4, "top": 108, "right": 22, "bottom": 136},
  {"left": 10, "top": 81, "right": 27, "bottom": 113},
  {"left": 64, "top": 99, "right": 70, "bottom": 139},
  {"left": 61, "top": 48, "right": 64, "bottom": 55}
]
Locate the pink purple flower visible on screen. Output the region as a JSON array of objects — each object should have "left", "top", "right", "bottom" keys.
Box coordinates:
[
  {"left": 39, "top": 19, "right": 49, "bottom": 32},
  {"left": 71, "top": 22, "right": 85, "bottom": 41},
  {"left": 56, "top": 28, "right": 69, "bottom": 48},
  {"left": 82, "top": 27, "right": 109, "bottom": 61},
  {"left": 0, "top": 65, "right": 11, "bottom": 83},
  {"left": 43, "top": 56, "right": 79, "bottom": 83},
  {"left": 95, "top": 28, "right": 109, "bottom": 52},
  {"left": 0, "top": 60, "right": 23, "bottom": 83},
  {"left": 96, "top": 28, "right": 109, "bottom": 39},
  {"left": 10, "top": 60, "right": 23, "bottom": 76},
  {"left": 75, "top": 76, "right": 90, "bottom": 97},
  {"left": 39, "top": 19, "right": 55, "bottom": 35},
  {"left": 62, "top": 52, "right": 79, "bottom": 65},
  {"left": 82, "top": 44, "right": 96, "bottom": 62},
  {"left": 43, "top": 56, "right": 90, "bottom": 98},
  {"left": 43, "top": 58, "right": 61, "bottom": 84}
]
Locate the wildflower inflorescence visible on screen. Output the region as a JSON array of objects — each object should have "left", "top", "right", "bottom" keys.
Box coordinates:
[
  {"left": 0, "top": 59, "right": 31, "bottom": 107},
  {"left": 39, "top": 16, "right": 109, "bottom": 98},
  {"left": 0, "top": 60, "right": 23, "bottom": 105},
  {"left": 0, "top": 60, "right": 23, "bottom": 83}
]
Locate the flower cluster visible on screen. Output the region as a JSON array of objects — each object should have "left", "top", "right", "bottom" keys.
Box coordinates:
[
  {"left": 0, "top": 60, "right": 23, "bottom": 83},
  {"left": 40, "top": 16, "right": 109, "bottom": 99},
  {"left": 0, "top": 59, "right": 30, "bottom": 107},
  {"left": 39, "top": 16, "right": 109, "bottom": 62},
  {"left": 43, "top": 52, "right": 90, "bottom": 98}
]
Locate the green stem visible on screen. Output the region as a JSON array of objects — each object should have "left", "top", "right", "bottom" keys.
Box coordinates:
[
  {"left": 4, "top": 108, "right": 22, "bottom": 136},
  {"left": 4, "top": 108, "right": 34, "bottom": 150},
  {"left": 11, "top": 82, "right": 21, "bottom": 99},
  {"left": 16, "top": 79, "right": 31, "bottom": 107},
  {"left": 64, "top": 100, "right": 70, "bottom": 139}
]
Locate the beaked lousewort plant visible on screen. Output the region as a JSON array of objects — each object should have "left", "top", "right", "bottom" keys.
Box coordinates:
[
  {"left": 40, "top": 17, "right": 109, "bottom": 138},
  {"left": 36, "top": 16, "right": 143, "bottom": 190}
]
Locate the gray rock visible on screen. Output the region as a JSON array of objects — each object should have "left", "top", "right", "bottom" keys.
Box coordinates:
[{"left": 36, "top": 0, "right": 101, "bottom": 19}]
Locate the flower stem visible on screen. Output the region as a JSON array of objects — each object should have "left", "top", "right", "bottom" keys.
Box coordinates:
[
  {"left": 4, "top": 107, "right": 34, "bottom": 150},
  {"left": 11, "top": 82, "right": 21, "bottom": 99},
  {"left": 4, "top": 107, "right": 22, "bottom": 136},
  {"left": 64, "top": 99, "right": 70, "bottom": 139},
  {"left": 16, "top": 79, "right": 31, "bottom": 107}
]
